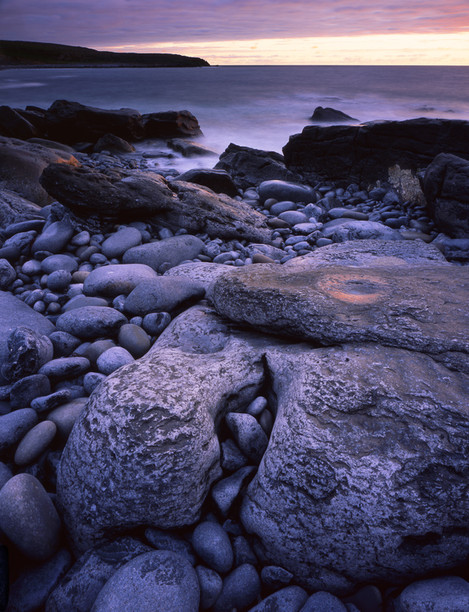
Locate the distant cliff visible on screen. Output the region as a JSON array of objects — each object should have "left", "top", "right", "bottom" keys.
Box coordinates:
[{"left": 0, "top": 40, "right": 210, "bottom": 68}]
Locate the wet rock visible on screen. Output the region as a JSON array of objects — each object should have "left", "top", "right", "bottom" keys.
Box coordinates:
[
  {"left": 101, "top": 226, "right": 142, "bottom": 258},
  {"left": 143, "top": 109, "right": 202, "bottom": 138}
]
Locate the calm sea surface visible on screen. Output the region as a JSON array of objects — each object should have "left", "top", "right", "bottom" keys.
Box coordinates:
[{"left": 1, "top": 65, "right": 469, "bottom": 171}]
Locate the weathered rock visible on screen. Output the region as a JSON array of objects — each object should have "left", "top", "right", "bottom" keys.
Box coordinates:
[
  {"left": 0, "top": 292, "right": 55, "bottom": 384},
  {"left": 249, "top": 586, "right": 309, "bottom": 611},
  {"left": 91, "top": 550, "right": 200, "bottom": 612},
  {"left": 164, "top": 262, "right": 238, "bottom": 292},
  {"left": 93, "top": 133, "right": 135, "bottom": 154},
  {"left": 57, "top": 305, "right": 265, "bottom": 551},
  {"left": 283, "top": 118, "right": 469, "bottom": 186},
  {"left": 83, "top": 263, "right": 158, "bottom": 297},
  {"left": 2, "top": 326, "right": 54, "bottom": 382},
  {"left": 240, "top": 344, "right": 469, "bottom": 593},
  {"left": 216, "top": 143, "right": 300, "bottom": 190},
  {"left": 45, "top": 537, "right": 153, "bottom": 612},
  {"left": 123, "top": 235, "right": 204, "bottom": 272},
  {"left": 143, "top": 110, "right": 202, "bottom": 138},
  {"left": 422, "top": 153, "right": 469, "bottom": 238},
  {"left": 310, "top": 106, "right": 358, "bottom": 123},
  {"left": 0, "top": 189, "right": 43, "bottom": 228},
  {"left": 56, "top": 306, "right": 127, "bottom": 339},
  {"left": 0, "top": 136, "right": 78, "bottom": 205},
  {"left": 210, "top": 263, "right": 469, "bottom": 370},
  {"left": 124, "top": 277, "right": 205, "bottom": 315},
  {"left": 0, "top": 105, "right": 38, "bottom": 139},
  {"left": 45, "top": 99, "right": 144, "bottom": 143},
  {"left": 175, "top": 168, "right": 239, "bottom": 197},
  {"left": 322, "top": 219, "right": 403, "bottom": 242},
  {"left": 395, "top": 576, "right": 469, "bottom": 612}
]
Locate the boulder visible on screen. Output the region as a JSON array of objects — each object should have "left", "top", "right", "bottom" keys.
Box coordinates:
[
  {"left": 215, "top": 143, "right": 300, "bottom": 190},
  {"left": 422, "top": 153, "right": 469, "bottom": 237},
  {"left": 174, "top": 168, "right": 239, "bottom": 197},
  {"left": 0, "top": 136, "right": 78, "bottom": 205},
  {"left": 44, "top": 99, "right": 144, "bottom": 143},
  {"left": 0, "top": 105, "right": 38, "bottom": 139},
  {"left": 240, "top": 344, "right": 469, "bottom": 593},
  {"left": 258, "top": 179, "right": 315, "bottom": 204},
  {"left": 57, "top": 305, "right": 265, "bottom": 551},
  {"left": 283, "top": 118, "right": 469, "bottom": 186},
  {"left": 310, "top": 106, "right": 358, "bottom": 123},
  {"left": 0, "top": 189, "right": 43, "bottom": 228},
  {"left": 124, "top": 277, "right": 205, "bottom": 315},
  {"left": 143, "top": 110, "right": 202, "bottom": 139},
  {"left": 40, "top": 165, "right": 274, "bottom": 243},
  {"left": 123, "top": 235, "right": 204, "bottom": 272},
  {"left": 167, "top": 138, "right": 216, "bottom": 157},
  {"left": 93, "top": 133, "right": 135, "bottom": 154},
  {"left": 209, "top": 262, "right": 469, "bottom": 370}
]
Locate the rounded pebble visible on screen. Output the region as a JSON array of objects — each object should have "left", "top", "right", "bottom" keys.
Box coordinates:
[
  {"left": 14, "top": 420, "right": 57, "bottom": 465},
  {"left": 118, "top": 323, "right": 151, "bottom": 358},
  {"left": 196, "top": 565, "right": 223, "bottom": 610},
  {"left": 192, "top": 521, "right": 234, "bottom": 574},
  {"left": 213, "top": 563, "right": 260, "bottom": 612},
  {"left": 96, "top": 346, "right": 134, "bottom": 375}
]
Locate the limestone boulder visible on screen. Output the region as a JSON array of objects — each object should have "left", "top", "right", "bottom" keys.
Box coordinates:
[
  {"left": 209, "top": 262, "right": 469, "bottom": 371},
  {"left": 0, "top": 136, "right": 78, "bottom": 205},
  {"left": 241, "top": 344, "right": 469, "bottom": 593},
  {"left": 422, "top": 153, "right": 469, "bottom": 238},
  {"left": 57, "top": 306, "right": 266, "bottom": 552}
]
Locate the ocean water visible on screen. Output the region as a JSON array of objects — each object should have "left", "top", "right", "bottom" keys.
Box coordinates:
[{"left": 1, "top": 65, "right": 469, "bottom": 172}]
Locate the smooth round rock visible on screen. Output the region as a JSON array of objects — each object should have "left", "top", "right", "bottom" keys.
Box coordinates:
[
  {"left": 0, "top": 462, "right": 12, "bottom": 490},
  {"left": 47, "top": 397, "right": 88, "bottom": 441},
  {"left": 49, "top": 331, "right": 81, "bottom": 357},
  {"left": 0, "top": 408, "right": 38, "bottom": 454},
  {"left": 83, "top": 263, "right": 158, "bottom": 298},
  {"left": 192, "top": 521, "right": 233, "bottom": 574},
  {"left": 32, "top": 219, "right": 74, "bottom": 254},
  {"left": 2, "top": 326, "right": 54, "bottom": 382},
  {"left": 123, "top": 235, "right": 204, "bottom": 272},
  {"left": 395, "top": 576, "right": 469, "bottom": 612},
  {"left": 213, "top": 563, "right": 260, "bottom": 612},
  {"left": 10, "top": 373, "right": 50, "bottom": 408},
  {"left": 83, "top": 372, "right": 107, "bottom": 395},
  {"left": 41, "top": 254, "right": 78, "bottom": 274},
  {"left": 261, "top": 565, "right": 293, "bottom": 588},
  {"left": 101, "top": 227, "right": 142, "bottom": 259},
  {"left": 142, "top": 311, "right": 171, "bottom": 336},
  {"left": 62, "top": 295, "right": 109, "bottom": 312},
  {"left": 91, "top": 550, "right": 200, "bottom": 612},
  {"left": 47, "top": 270, "right": 72, "bottom": 292},
  {"left": 300, "top": 591, "right": 348, "bottom": 611},
  {"left": 196, "top": 565, "right": 223, "bottom": 610},
  {"left": 96, "top": 347, "right": 134, "bottom": 375},
  {"left": 38, "top": 356, "right": 90, "bottom": 380},
  {"left": 225, "top": 412, "right": 269, "bottom": 463},
  {"left": 0, "top": 473, "right": 61, "bottom": 560},
  {"left": 0, "top": 259, "right": 16, "bottom": 289},
  {"left": 82, "top": 339, "right": 116, "bottom": 363},
  {"left": 250, "top": 586, "right": 308, "bottom": 611},
  {"left": 14, "top": 420, "right": 57, "bottom": 465},
  {"left": 56, "top": 306, "right": 127, "bottom": 339},
  {"left": 31, "top": 389, "right": 71, "bottom": 413},
  {"left": 118, "top": 324, "right": 151, "bottom": 358}
]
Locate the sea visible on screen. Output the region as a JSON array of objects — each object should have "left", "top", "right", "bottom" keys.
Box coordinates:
[{"left": 1, "top": 65, "right": 469, "bottom": 173}]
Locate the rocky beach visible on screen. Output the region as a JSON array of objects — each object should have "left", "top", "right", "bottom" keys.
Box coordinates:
[{"left": 0, "top": 98, "right": 467, "bottom": 611}]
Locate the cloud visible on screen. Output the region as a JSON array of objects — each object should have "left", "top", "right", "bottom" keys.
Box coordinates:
[{"left": 0, "top": 0, "right": 468, "bottom": 50}]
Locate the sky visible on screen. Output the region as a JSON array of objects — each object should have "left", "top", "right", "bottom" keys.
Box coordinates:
[{"left": 0, "top": 0, "right": 468, "bottom": 65}]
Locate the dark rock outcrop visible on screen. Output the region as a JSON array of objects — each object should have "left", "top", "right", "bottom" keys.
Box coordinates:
[
  {"left": 310, "top": 106, "right": 357, "bottom": 123},
  {"left": 422, "top": 153, "right": 469, "bottom": 238},
  {"left": 283, "top": 118, "right": 469, "bottom": 186},
  {"left": 143, "top": 110, "right": 202, "bottom": 139},
  {"left": 215, "top": 143, "right": 301, "bottom": 190},
  {"left": 174, "top": 168, "right": 239, "bottom": 197},
  {"left": 0, "top": 105, "right": 38, "bottom": 140}
]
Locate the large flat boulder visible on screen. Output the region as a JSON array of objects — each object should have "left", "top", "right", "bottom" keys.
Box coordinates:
[
  {"left": 44, "top": 100, "right": 145, "bottom": 143},
  {"left": 422, "top": 153, "right": 469, "bottom": 238},
  {"left": 209, "top": 262, "right": 469, "bottom": 370},
  {"left": 283, "top": 118, "right": 469, "bottom": 186},
  {"left": 241, "top": 344, "right": 469, "bottom": 593},
  {"left": 0, "top": 136, "right": 78, "bottom": 205},
  {"left": 40, "top": 164, "right": 274, "bottom": 243},
  {"left": 57, "top": 306, "right": 266, "bottom": 552}
]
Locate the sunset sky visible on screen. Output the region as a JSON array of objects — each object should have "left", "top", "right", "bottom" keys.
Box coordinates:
[{"left": 0, "top": 0, "right": 468, "bottom": 65}]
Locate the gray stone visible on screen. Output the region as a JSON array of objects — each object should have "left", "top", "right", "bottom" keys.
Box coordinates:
[
  {"left": 225, "top": 412, "right": 268, "bottom": 463},
  {"left": 0, "top": 259, "right": 15, "bottom": 289},
  {"left": 0, "top": 293, "right": 55, "bottom": 383},
  {"left": 0, "top": 462, "right": 12, "bottom": 490},
  {"left": 322, "top": 219, "right": 403, "bottom": 242},
  {"left": 0, "top": 188, "right": 43, "bottom": 227},
  {"left": 57, "top": 306, "right": 265, "bottom": 551},
  {"left": 91, "top": 550, "right": 200, "bottom": 612},
  {"left": 14, "top": 420, "right": 57, "bottom": 465},
  {"left": 45, "top": 537, "right": 152, "bottom": 612},
  {"left": 7, "top": 549, "right": 72, "bottom": 612},
  {"left": 213, "top": 563, "right": 260, "bottom": 612},
  {"left": 395, "top": 576, "right": 469, "bottom": 612},
  {"left": 124, "top": 277, "right": 205, "bottom": 315},
  {"left": 0, "top": 473, "right": 61, "bottom": 560},
  {"left": 3, "top": 326, "right": 54, "bottom": 383},
  {"left": 10, "top": 373, "right": 51, "bottom": 408},
  {"left": 32, "top": 218, "right": 75, "bottom": 254},
  {"left": 196, "top": 565, "right": 223, "bottom": 610},
  {"left": 261, "top": 565, "right": 293, "bottom": 588},
  {"left": 56, "top": 306, "right": 127, "bottom": 339},
  {"left": 210, "top": 262, "right": 469, "bottom": 370},
  {"left": 49, "top": 331, "right": 81, "bottom": 357},
  {"left": 118, "top": 323, "right": 150, "bottom": 358},
  {"left": 192, "top": 521, "right": 233, "bottom": 574},
  {"left": 0, "top": 408, "right": 38, "bottom": 455},
  {"left": 123, "top": 235, "right": 204, "bottom": 272},
  {"left": 62, "top": 295, "right": 109, "bottom": 312},
  {"left": 233, "top": 536, "right": 257, "bottom": 566},
  {"left": 47, "top": 269, "right": 71, "bottom": 292},
  {"left": 278, "top": 210, "right": 310, "bottom": 226},
  {"left": 249, "top": 586, "right": 309, "bottom": 612},
  {"left": 96, "top": 346, "right": 134, "bottom": 375},
  {"left": 211, "top": 466, "right": 256, "bottom": 516},
  {"left": 165, "top": 261, "right": 237, "bottom": 291},
  {"left": 142, "top": 311, "right": 171, "bottom": 336},
  {"left": 101, "top": 226, "right": 142, "bottom": 259},
  {"left": 221, "top": 438, "right": 248, "bottom": 471},
  {"left": 31, "top": 389, "right": 72, "bottom": 413},
  {"left": 83, "top": 372, "right": 107, "bottom": 395},
  {"left": 175, "top": 168, "right": 238, "bottom": 197},
  {"left": 300, "top": 591, "right": 348, "bottom": 611},
  {"left": 246, "top": 396, "right": 268, "bottom": 416},
  {"left": 41, "top": 254, "right": 78, "bottom": 273},
  {"left": 270, "top": 200, "right": 297, "bottom": 215},
  {"left": 44, "top": 397, "right": 88, "bottom": 442},
  {"left": 82, "top": 339, "right": 116, "bottom": 363},
  {"left": 240, "top": 344, "right": 469, "bottom": 593},
  {"left": 144, "top": 528, "right": 195, "bottom": 564},
  {"left": 258, "top": 181, "right": 315, "bottom": 204},
  {"left": 83, "top": 263, "right": 158, "bottom": 297},
  {"left": 39, "top": 356, "right": 90, "bottom": 380}
]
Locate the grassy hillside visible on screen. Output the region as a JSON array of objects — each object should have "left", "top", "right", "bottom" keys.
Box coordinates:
[{"left": 0, "top": 40, "right": 210, "bottom": 67}]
